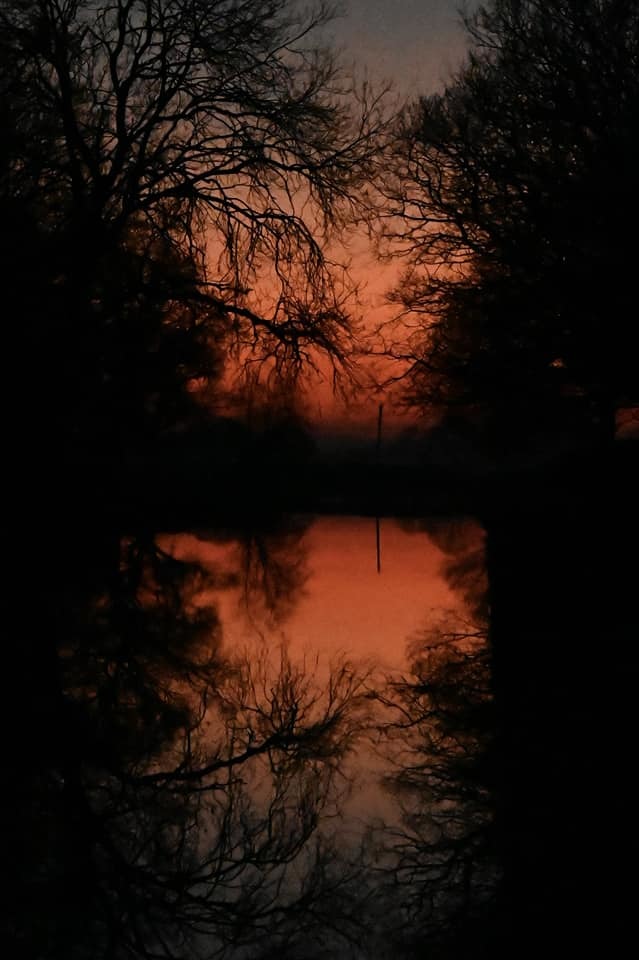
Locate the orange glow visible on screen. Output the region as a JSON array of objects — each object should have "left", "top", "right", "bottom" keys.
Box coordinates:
[{"left": 162, "top": 515, "right": 476, "bottom": 673}]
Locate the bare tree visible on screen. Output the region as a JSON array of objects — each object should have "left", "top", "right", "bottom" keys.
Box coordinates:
[{"left": 1, "top": 0, "right": 387, "bottom": 449}]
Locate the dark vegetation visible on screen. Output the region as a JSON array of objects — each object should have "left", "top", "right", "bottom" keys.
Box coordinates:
[
  {"left": 1, "top": 0, "right": 383, "bottom": 490},
  {"left": 382, "top": 0, "right": 639, "bottom": 459},
  {"left": 3, "top": 3, "right": 383, "bottom": 956},
  {"left": 4, "top": 0, "right": 638, "bottom": 957}
]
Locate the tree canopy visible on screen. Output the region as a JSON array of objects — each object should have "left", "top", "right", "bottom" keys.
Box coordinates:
[
  {"left": 384, "top": 0, "right": 639, "bottom": 447},
  {"left": 1, "top": 0, "right": 385, "bottom": 454}
]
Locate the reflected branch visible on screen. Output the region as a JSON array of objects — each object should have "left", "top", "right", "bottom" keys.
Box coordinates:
[
  {"left": 12, "top": 530, "right": 374, "bottom": 960},
  {"left": 369, "top": 609, "right": 498, "bottom": 958}
]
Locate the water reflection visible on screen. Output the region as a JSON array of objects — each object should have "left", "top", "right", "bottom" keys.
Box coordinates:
[
  {"left": 370, "top": 619, "right": 496, "bottom": 958},
  {"left": 164, "top": 517, "right": 468, "bottom": 672},
  {"left": 15, "top": 514, "right": 485, "bottom": 958},
  {"left": 13, "top": 521, "right": 384, "bottom": 959},
  {"left": 160, "top": 517, "right": 482, "bottom": 865},
  {"left": 20, "top": 505, "right": 632, "bottom": 959}
]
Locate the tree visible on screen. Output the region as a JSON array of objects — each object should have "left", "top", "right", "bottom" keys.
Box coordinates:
[
  {"left": 9, "top": 527, "right": 374, "bottom": 959},
  {"left": 1, "top": 0, "right": 385, "bottom": 454},
  {"left": 384, "top": 0, "right": 639, "bottom": 448}
]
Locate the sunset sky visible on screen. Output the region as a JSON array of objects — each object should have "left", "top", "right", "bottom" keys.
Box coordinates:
[
  {"left": 306, "top": 2, "right": 481, "bottom": 433},
  {"left": 333, "top": 0, "right": 479, "bottom": 95}
]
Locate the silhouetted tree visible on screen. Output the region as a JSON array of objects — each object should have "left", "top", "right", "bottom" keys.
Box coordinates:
[
  {"left": 384, "top": 0, "right": 639, "bottom": 450},
  {"left": 1, "top": 0, "right": 385, "bottom": 456}
]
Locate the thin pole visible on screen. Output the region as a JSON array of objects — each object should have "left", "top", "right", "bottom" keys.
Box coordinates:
[{"left": 376, "top": 403, "right": 383, "bottom": 574}]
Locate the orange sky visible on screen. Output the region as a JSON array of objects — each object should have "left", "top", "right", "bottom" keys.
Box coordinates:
[
  {"left": 213, "top": 3, "right": 479, "bottom": 434},
  {"left": 309, "top": 2, "right": 478, "bottom": 429}
]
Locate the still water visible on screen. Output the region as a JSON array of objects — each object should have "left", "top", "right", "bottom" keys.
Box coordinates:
[
  {"left": 18, "top": 498, "right": 636, "bottom": 958},
  {"left": 21, "top": 512, "right": 493, "bottom": 960},
  {"left": 161, "top": 515, "right": 480, "bottom": 671},
  {"left": 160, "top": 515, "right": 487, "bottom": 841}
]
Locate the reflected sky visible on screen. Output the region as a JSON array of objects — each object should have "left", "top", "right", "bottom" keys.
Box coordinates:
[
  {"left": 162, "top": 516, "right": 475, "bottom": 673},
  {"left": 17, "top": 511, "right": 497, "bottom": 958},
  {"left": 161, "top": 515, "right": 486, "bottom": 839}
]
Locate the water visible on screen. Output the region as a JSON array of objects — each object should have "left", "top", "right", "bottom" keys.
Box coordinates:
[
  {"left": 26, "top": 512, "right": 489, "bottom": 958},
  {"left": 156, "top": 516, "right": 486, "bottom": 847},
  {"left": 19, "top": 500, "right": 635, "bottom": 957},
  {"left": 161, "top": 516, "right": 474, "bottom": 671}
]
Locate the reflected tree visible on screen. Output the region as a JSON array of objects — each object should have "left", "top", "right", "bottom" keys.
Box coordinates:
[
  {"left": 234, "top": 518, "right": 311, "bottom": 628},
  {"left": 166, "top": 514, "right": 312, "bottom": 629},
  {"left": 358, "top": 518, "right": 499, "bottom": 957},
  {"left": 371, "top": 613, "right": 498, "bottom": 959},
  {"left": 8, "top": 529, "right": 374, "bottom": 960},
  {"left": 398, "top": 517, "right": 487, "bottom": 622}
]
